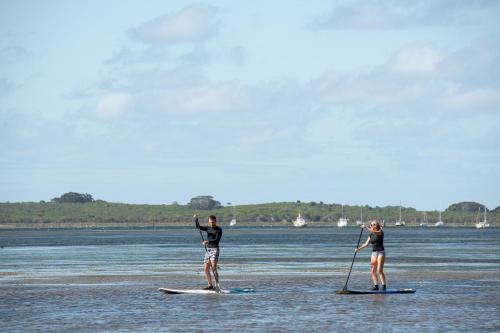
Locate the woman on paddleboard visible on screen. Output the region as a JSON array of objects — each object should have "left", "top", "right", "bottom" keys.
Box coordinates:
[
  {"left": 355, "top": 220, "right": 386, "bottom": 290},
  {"left": 194, "top": 214, "right": 223, "bottom": 290}
]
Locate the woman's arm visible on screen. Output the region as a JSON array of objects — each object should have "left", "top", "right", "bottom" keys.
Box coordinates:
[{"left": 355, "top": 236, "right": 371, "bottom": 252}]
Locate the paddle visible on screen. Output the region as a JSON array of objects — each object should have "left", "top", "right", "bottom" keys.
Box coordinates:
[
  {"left": 342, "top": 226, "right": 364, "bottom": 291},
  {"left": 194, "top": 215, "right": 221, "bottom": 292}
]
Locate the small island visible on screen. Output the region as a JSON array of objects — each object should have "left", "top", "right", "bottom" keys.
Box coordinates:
[{"left": 0, "top": 193, "right": 497, "bottom": 229}]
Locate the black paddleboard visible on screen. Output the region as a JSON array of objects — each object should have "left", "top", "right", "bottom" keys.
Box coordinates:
[{"left": 336, "top": 288, "right": 416, "bottom": 295}]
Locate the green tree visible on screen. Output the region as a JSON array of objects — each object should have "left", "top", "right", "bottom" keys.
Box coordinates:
[
  {"left": 446, "top": 201, "right": 486, "bottom": 212},
  {"left": 188, "top": 196, "right": 222, "bottom": 210},
  {"left": 51, "top": 192, "right": 94, "bottom": 203}
]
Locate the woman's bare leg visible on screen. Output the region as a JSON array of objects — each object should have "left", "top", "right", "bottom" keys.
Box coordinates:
[
  {"left": 370, "top": 255, "right": 378, "bottom": 285},
  {"left": 377, "top": 255, "right": 386, "bottom": 286}
]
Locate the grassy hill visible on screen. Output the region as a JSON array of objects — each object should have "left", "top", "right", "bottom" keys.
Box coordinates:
[{"left": 0, "top": 201, "right": 497, "bottom": 229}]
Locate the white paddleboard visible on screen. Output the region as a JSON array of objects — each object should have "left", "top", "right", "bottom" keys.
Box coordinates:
[{"left": 159, "top": 287, "right": 254, "bottom": 295}]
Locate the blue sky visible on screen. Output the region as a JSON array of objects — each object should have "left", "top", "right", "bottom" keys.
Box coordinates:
[{"left": 1, "top": 0, "right": 499, "bottom": 210}]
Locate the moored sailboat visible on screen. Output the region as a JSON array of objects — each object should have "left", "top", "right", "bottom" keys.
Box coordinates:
[
  {"left": 419, "top": 211, "right": 428, "bottom": 227},
  {"left": 475, "top": 207, "right": 490, "bottom": 229},
  {"left": 228, "top": 202, "right": 237, "bottom": 226},
  {"left": 293, "top": 211, "right": 308, "bottom": 227},
  {"left": 395, "top": 203, "right": 406, "bottom": 227},
  {"left": 435, "top": 211, "right": 444, "bottom": 227},
  {"left": 338, "top": 205, "right": 348, "bottom": 227}
]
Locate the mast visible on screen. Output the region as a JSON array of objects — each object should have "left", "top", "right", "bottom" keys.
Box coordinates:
[{"left": 399, "top": 203, "right": 402, "bottom": 223}]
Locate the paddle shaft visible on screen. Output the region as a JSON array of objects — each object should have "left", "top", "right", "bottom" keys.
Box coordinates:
[
  {"left": 343, "top": 227, "right": 364, "bottom": 291},
  {"left": 198, "top": 227, "right": 208, "bottom": 252}
]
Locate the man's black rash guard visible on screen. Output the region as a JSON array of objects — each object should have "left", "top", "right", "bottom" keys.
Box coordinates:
[{"left": 195, "top": 218, "right": 223, "bottom": 248}]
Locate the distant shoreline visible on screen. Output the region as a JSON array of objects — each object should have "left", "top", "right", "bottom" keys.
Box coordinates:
[
  {"left": 0, "top": 223, "right": 495, "bottom": 230},
  {"left": 1, "top": 201, "right": 497, "bottom": 229}
]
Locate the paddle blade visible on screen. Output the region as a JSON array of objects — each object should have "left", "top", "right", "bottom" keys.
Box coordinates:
[{"left": 336, "top": 289, "right": 352, "bottom": 295}]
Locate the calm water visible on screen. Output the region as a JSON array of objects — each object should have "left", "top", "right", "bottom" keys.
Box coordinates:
[{"left": 1, "top": 227, "right": 499, "bottom": 332}]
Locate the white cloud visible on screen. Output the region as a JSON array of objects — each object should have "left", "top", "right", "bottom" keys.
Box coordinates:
[
  {"left": 311, "top": 1, "right": 416, "bottom": 30},
  {"left": 96, "top": 93, "right": 135, "bottom": 120},
  {"left": 390, "top": 47, "right": 443, "bottom": 75},
  {"left": 239, "top": 127, "right": 294, "bottom": 146},
  {"left": 60, "top": 12, "right": 500, "bottom": 207},
  {"left": 440, "top": 88, "right": 500, "bottom": 111},
  {"left": 303, "top": 36, "right": 500, "bottom": 164},
  {"left": 313, "top": 39, "right": 500, "bottom": 115},
  {"left": 154, "top": 83, "right": 249, "bottom": 113},
  {"left": 311, "top": 0, "right": 500, "bottom": 30},
  {"left": 314, "top": 69, "right": 428, "bottom": 106},
  {"left": 304, "top": 109, "right": 359, "bottom": 144},
  {"left": 128, "top": 4, "right": 221, "bottom": 44},
  {"left": 105, "top": 46, "right": 170, "bottom": 66},
  {"left": 438, "top": 36, "right": 500, "bottom": 89}
]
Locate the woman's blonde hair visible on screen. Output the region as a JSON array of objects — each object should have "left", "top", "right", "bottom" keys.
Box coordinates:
[{"left": 369, "top": 220, "right": 381, "bottom": 228}]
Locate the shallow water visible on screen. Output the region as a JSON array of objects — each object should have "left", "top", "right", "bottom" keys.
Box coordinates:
[{"left": 1, "top": 227, "right": 499, "bottom": 332}]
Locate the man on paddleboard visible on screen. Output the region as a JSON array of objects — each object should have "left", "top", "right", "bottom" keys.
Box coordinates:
[
  {"left": 355, "top": 220, "right": 387, "bottom": 291},
  {"left": 194, "top": 214, "right": 223, "bottom": 290}
]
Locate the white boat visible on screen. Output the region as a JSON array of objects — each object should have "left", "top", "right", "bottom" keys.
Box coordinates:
[
  {"left": 228, "top": 202, "right": 237, "bottom": 226},
  {"left": 395, "top": 204, "right": 406, "bottom": 227},
  {"left": 435, "top": 211, "right": 444, "bottom": 227},
  {"left": 475, "top": 207, "right": 490, "bottom": 229},
  {"left": 338, "top": 205, "right": 348, "bottom": 227},
  {"left": 293, "top": 211, "right": 308, "bottom": 227},
  {"left": 419, "top": 212, "right": 428, "bottom": 227},
  {"left": 355, "top": 207, "right": 364, "bottom": 226},
  {"left": 338, "top": 217, "right": 348, "bottom": 227}
]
